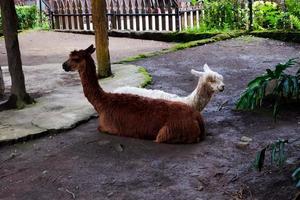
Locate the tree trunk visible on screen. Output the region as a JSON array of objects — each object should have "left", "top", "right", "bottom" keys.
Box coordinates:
[
  {"left": 0, "top": 0, "right": 34, "bottom": 110},
  {"left": 248, "top": 0, "right": 253, "bottom": 31},
  {"left": 91, "top": 0, "right": 112, "bottom": 78},
  {"left": 0, "top": 66, "right": 4, "bottom": 98}
]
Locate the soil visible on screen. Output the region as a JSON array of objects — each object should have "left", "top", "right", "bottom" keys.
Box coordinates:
[
  {"left": 0, "top": 35, "right": 300, "bottom": 200},
  {"left": 0, "top": 31, "right": 173, "bottom": 66}
]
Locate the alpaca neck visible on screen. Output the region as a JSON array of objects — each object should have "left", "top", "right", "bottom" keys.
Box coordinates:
[
  {"left": 78, "top": 56, "right": 105, "bottom": 107},
  {"left": 186, "top": 77, "right": 214, "bottom": 111}
]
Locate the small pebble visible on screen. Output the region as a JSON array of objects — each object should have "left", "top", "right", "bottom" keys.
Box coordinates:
[
  {"left": 241, "top": 136, "right": 253, "bottom": 142},
  {"left": 236, "top": 141, "right": 249, "bottom": 149}
]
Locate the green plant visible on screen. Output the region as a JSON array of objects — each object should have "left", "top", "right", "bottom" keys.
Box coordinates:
[
  {"left": 198, "top": 0, "right": 248, "bottom": 32},
  {"left": 292, "top": 167, "right": 300, "bottom": 188},
  {"left": 286, "top": 0, "right": 300, "bottom": 18},
  {"left": 34, "top": 10, "right": 50, "bottom": 30},
  {"left": 236, "top": 58, "right": 300, "bottom": 119},
  {"left": 16, "top": 5, "right": 37, "bottom": 30},
  {"left": 253, "top": 1, "right": 284, "bottom": 30},
  {"left": 290, "top": 15, "right": 300, "bottom": 30},
  {"left": 254, "top": 140, "right": 300, "bottom": 188},
  {"left": 138, "top": 67, "right": 152, "bottom": 87},
  {"left": 254, "top": 139, "right": 288, "bottom": 171}
]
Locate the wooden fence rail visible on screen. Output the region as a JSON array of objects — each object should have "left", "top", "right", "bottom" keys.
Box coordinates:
[{"left": 50, "top": 0, "right": 203, "bottom": 32}]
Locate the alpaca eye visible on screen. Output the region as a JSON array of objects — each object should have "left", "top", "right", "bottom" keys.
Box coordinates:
[{"left": 73, "top": 58, "right": 80, "bottom": 63}]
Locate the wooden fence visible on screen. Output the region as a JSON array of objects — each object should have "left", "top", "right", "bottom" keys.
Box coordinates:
[{"left": 50, "top": 0, "right": 203, "bottom": 32}]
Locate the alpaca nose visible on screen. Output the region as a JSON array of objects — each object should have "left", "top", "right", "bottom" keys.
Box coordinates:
[
  {"left": 219, "top": 85, "right": 225, "bottom": 92},
  {"left": 62, "top": 62, "right": 69, "bottom": 71}
]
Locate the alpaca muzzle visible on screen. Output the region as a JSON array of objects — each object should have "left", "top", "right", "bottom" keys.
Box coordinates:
[
  {"left": 218, "top": 85, "right": 225, "bottom": 92},
  {"left": 62, "top": 62, "right": 70, "bottom": 72}
]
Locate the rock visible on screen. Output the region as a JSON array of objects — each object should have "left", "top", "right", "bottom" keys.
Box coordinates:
[
  {"left": 196, "top": 185, "right": 204, "bottom": 191},
  {"left": 236, "top": 141, "right": 250, "bottom": 149},
  {"left": 114, "top": 144, "right": 124, "bottom": 152},
  {"left": 240, "top": 136, "right": 253, "bottom": 143}
]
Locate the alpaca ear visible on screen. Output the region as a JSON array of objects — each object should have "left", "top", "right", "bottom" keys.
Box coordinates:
[
  {"left": 85, "top": 45, "right": 96, "bottom": 54},
  {"left": 191, "top": 69, "right": 204, "bottom": 77},
  {"left": 203, "top": 63, "right": 212, "bottom": 72}
]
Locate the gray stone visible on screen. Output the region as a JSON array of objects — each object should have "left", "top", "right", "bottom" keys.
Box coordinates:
[
  {"left": 0, "top": 63, "right": 147, "bottom": 143},
  {"left": 240, "top": 136, "right": 253, "bottom": 143}
]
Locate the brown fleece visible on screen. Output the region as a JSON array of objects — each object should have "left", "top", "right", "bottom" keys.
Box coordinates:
[{"left": 63, "top": 46, "right": 205, "bottom": 144}]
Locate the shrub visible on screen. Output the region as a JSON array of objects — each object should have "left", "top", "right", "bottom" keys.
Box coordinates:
[
  {"left": 253, "top": 1, "right": 284, "bottom": 30},
  {"left": 290, "top": 14, "right": 300, "bottom": 30},
  {"left": 199, "top": 0, "right": 248, "bottom": 32},
  {"left": 0, "top": 5, "right": 49, "bottom": 35},
  {"left": 286, "top": 0, "right": 300, "bottom": 18},
  {"left": 15, "top": 5, "right": 37, "bottom": 30},
  {"left": 236, "top": 59, "right": 300, "bottom": 119}
]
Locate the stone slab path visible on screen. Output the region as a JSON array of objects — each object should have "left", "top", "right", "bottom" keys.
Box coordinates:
[{"left": 0, "top": 64, "right": 146, "bottom": 143}]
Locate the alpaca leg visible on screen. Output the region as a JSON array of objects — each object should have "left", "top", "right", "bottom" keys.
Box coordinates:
[
  {"left": 98, "top": 115, "right": 118, "bottom": 135},
  {"left": 155, "top": 125, "right": 186, "bottom": 144},
  {"left": 155, "top": 126, "right": 172, "bottom": 143},
  {"left": 156, "top": 121, "right": 201, "bottom": 144}
]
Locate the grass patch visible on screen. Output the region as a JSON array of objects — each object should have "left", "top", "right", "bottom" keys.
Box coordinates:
[
  {"left": 138, "top": 67, "right": 152, "bottom": 87},
  {"left": 115, "top": 31, "right": 245, "bottom": 64}
]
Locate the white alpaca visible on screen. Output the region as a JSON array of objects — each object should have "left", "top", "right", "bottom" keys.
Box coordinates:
[{"left": 114, "top": 64, "right": 225, "bottom": 112}]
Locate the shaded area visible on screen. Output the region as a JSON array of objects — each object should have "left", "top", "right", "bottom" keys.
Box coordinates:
[{"left": 0, "top": 36, "right": 300, "bottom": 200}]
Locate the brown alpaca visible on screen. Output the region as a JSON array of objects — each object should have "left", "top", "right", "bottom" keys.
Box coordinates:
[{"left": 62, "top": 45, "right": 205, "bottom": 143}]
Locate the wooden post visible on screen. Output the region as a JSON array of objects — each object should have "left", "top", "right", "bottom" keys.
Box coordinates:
[
  {"left": 67, "top": 0, "right": 72, "bottom": 29},
  {"left": 110, "top": 0, "right": 116, "bottom": 30},
  {"left": 91, "top": 0, "right": 111, "bottom": 78},
  {"left": 122, "top": 0, "right": 127, "bottom": 30},
  {"left": 54, "top": 1, "right": 60, "bottom": 29},
  {"left": 59, "top": 0, "right": 66, "bottom": 29},
  {"left": 77, "top": 0, "right": 84, "bottom": 30},
  {"left": 175, "top": 3, "right": 180, "bottom": 31},
  {"left": 128, "top": 0, "right": 134, "bottom": 30},
  {"left": 116, "top": 0, "right": 121, "bottom": 30},
  {"left": 0, "top": 66, "right": 4, "bottom": 98},
  {"left": 135, "top": 0, "right": 140, "bottom": 31},
  {"left": 141, "top": 0, "right": 147, "bottom": 30},
  {"left": 84, "top": 0, "right": 90, "bottom": 30},
  {"left": 72, "top": 0, "right": 78, "bottom": 29}
]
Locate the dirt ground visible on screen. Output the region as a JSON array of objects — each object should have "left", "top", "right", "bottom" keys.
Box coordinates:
[
  {"left": 0, "top": 31, "right": 173, "bottom": 66},
  {"left": 0, "top": 35, "right": 300, "bottom": 200}
]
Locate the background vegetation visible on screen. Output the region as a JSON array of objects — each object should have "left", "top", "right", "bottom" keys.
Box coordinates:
[
  {"left": 0, "top": 5, "right": 49, "bottom": 37},
  {"left": 188, "top": 0, "right": 300, "bottom": 33}
]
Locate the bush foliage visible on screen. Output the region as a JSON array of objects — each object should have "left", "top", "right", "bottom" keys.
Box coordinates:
[
  {"left": 188, "top": 0, "right": 300, "bottom": 32},
  {"left": 15, "top": 5, "right": 37, "bottom": 30},
  {"left": 0, "top": 5, "right": 48, "bottom": 36}
]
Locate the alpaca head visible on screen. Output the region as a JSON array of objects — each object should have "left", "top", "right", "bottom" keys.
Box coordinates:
[
  {"left": 62, "top": 45, "right": 95, "bottom": 72},
  {"left": 191, "top": 64, "right": 225, "bottom": 92}
]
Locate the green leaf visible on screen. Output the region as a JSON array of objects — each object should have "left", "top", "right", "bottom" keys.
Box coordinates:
[
  {"left": 273, "top": 100, "right": 280, "bottom": 121},
  {"left": 254, "top": 148, "right": 266, "bottom": 172},
  {"left": 292, "top": 167, "right": 300, "bottom": 181},
  {"left": 248, "top": 75, "right": 267, "bottom": 88},
  {"left": 296, "top": 180, "right": 300, "bottom": 188},
  {"left": 266, "top": 69, "right": 275, "bottom": 78}
]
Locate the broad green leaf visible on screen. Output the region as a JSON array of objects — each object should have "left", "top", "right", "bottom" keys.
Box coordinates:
[
  {"left": 292, "top": 167, "right": 300, "bottom": 181},
  {"left": 254, "top": 148, "right": 266, "bottom": 172}
]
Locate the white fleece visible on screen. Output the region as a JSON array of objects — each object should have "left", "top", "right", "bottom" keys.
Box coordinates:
[{"left": 113, "top": 64, "right": 224, "bottom": 112}]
